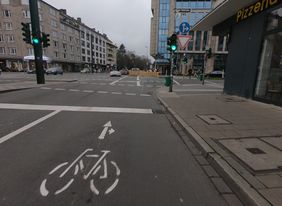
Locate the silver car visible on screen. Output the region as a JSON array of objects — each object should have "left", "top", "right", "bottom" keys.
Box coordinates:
[{"left": 46, "top": 67, "right": 63, "bottom": 75}]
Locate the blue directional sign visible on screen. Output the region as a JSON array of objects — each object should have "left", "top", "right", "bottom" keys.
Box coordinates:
[{"left": 179, "top": 22, "right": 190, "bottom": 35}]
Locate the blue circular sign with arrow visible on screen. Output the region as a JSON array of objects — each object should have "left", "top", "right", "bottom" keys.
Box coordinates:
[{"left": 179, "top": 22, "right": 190, "bottom": 35}]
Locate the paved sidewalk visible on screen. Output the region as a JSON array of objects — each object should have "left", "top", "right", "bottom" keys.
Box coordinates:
[{"left": 157, "top": 87, "right": 282, "bottom": 206}]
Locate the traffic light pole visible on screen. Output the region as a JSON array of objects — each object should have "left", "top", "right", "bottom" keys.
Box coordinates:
[
  {"left": 169, "top": 52, "right": 174, "bottom": 92},
  {"left": 29, "top": 0, "right": 45, "bottom": 84}
]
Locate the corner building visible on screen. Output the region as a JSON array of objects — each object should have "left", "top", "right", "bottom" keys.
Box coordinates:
[{"left": 150, "top": 0, "right": 228, "bottom": 74}]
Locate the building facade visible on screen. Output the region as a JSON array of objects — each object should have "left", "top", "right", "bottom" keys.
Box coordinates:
[
  {"left": 0, "top": 0, "right": 116, "bottom": 72},
  {"left": 194, "top": 0, "right": 282, "bottom": 106},
  {"left": 150, "top": 0, "right": 228, "bottom": 74}
]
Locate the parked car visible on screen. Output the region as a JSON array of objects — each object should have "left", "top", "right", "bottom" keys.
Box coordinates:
[
  {"left": 120, "top": 69, "right": 129, "bottom": 75},
  {"left": 80, "top": 68, "right": 91, "bottom": 73},
  {"left": 46, "top": 67, "right": 63, "bottom": 75},
  {"left": 110, "top": 70, "right": 121, "bottom": 77},
  {"left": 27, "top": 69, "right": 35, "bottom": 74},
  {"left": 205, "top": 70, "right": 224, "bottom": 78}
]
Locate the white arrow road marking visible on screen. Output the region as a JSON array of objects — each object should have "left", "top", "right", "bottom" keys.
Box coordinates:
[
  {"left": 108, "top": 128, "right": 115, "bottom": 135},
  {"left": 98, "top": 121, "right": 113, "bottom": 140}
]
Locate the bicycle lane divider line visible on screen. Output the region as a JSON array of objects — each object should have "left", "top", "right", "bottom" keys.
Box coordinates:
[
  {"left": 110, "top": 76, "right": 127, "bottom": 85},
  {"left": 0, "top": 103, "right": 153, "bottom": 114},
  {"left": 0, "top": 110, "right": 61, "bottom": 145}
]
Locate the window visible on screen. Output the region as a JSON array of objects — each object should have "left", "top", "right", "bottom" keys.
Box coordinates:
[
  {"left": 63, "top": 43, "right": 67, "bottom": 49},
  {"left": 3, "top": 10, "right": 11, "bottom": 17},
  {"left": 22, "top": 10, "right": 30, "bottom": 18},
  {"left": 53, "top": 41, "right": 58, "bottom": 47},
  {"left": 55, "top": 52, "right": 58, "bottom": 58},
  {"left": 255, "top": 7, "right": 282, "bottom": 105},
  {"left": 195, "top": 31, "right": 201, "bottom": 51},
  {"left": 69, "top": 36, "right": 72, "bottom": 42},
  {"left": 61, "top": 24, "right": 65, "bottom": 31},
  {"left": 51, "top": 20, "right": 57, "bottom": 28},
  {"left": 4, "top": 22, "right": 12, "bottom": 30},
  {"left": 0, "top": 47, "right": 5, "bottom": 54},
  {"left": 82, "top": 56, "right": 86, "bottom": 61},
  {"left": 52, "top": 31, "right": 57, "bottom": 38},
  {"left": 63, "top": 53, "right": 67, "bottom": 59},
  {"left": 87, "top": 43, "right": 90, "bottom": 48},
  {"left": 21, "top": 0, "right": 29, "bottom": 5},
  {"left": 86, "top": 33, "right": 90, "bottom": 41},
  {"left": 81, "top": 31, "right": 85, "bottom": 39},
  {"left": 6, "top": 35, "right": 14, "bottom": 42},
  {"left": 81, "top": 41, "right": 85, "bottom": 47},
  {"left": 50, "top": 8, "right": 56, "bottom": 16},
  {"left": 82, "top": 48, "right": 85, "bottom": 54},
  {"left": 217, "top": 36, "right": 224, "bottom": 51},
  {"left": 1, "top": 0, "right": 10, "bottom": 5},
  {"left": 87, "top": 50, "right": 90, "bottom": 55},
  {"left": 9, "top": 47, "right": 16, "bottom": 55},
  {"left": 0, "top": 35, "right": 4, "bottom": 42},
  {"left": 28, "top": 48, "right": 33, "bottom": 55}
]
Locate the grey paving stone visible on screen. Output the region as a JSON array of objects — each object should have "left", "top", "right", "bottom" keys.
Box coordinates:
[
  {"left": 259, "top": 188, "right": 282, "bottom": 206},
  {"left": 211, "top": 177, "right": 233, "bottom": 194},
  {"left": 222, "top": 194, "right": 244, "bottom": 206},
  {"left": 202, "top": 165, "right": 219, "bottom": 177},
  {"left": 257, "top": 175, "right": 282, "bottom": 188},
  {"left": 195, "top": 156, "right": 209, "bottom": 166}
]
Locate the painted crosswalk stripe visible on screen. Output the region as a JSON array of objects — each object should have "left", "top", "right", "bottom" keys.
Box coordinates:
[
  {"left": 111, "top": 92, "right": 122, "bottom": 95},
  {"left": 97, "top": 91, "right": 108, "bottom": 94},
  {"left": 125, "top": 93, "right": 136, "bottom": 96},
  {"left": 140, "top": 94, "right": 151, "bottom": 97},
  {"left": 69, "top": 89, "right": 80, "bottom": 92},
  {"left": 83, "top": 90, "right": 94, "bottom": 93}
]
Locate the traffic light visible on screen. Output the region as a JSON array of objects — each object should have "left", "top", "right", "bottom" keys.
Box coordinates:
[
  {"left": 167, "top": 37, "right": 172, "bottom": 51},
  {"left": 42, "top": 32, "right": 50, "bottom": 48},
  {"left": 167, "top": 33, "right": 178, "bottom": 52},
  {"left": 183, "top": 56, "right": 188, "bottom": 64},
  {"left": 170, "top": 33, "right": 178, "bottom": 52},
  {"left": 207, "top": 48, "right": 212, "bottom": 58},
  {"left": 21, "top": 22, "right": 31, "bottom": 44}
]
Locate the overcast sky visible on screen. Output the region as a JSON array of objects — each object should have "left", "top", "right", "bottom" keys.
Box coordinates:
[{"left": 45, "top": 0, "right": 152, "bottom": 57}]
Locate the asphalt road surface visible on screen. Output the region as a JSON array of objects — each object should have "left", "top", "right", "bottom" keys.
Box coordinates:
[{"left": 0, "top": 73, "right": 228, "bottom": 206}]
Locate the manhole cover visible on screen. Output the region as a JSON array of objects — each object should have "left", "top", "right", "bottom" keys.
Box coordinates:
[
  {"left": 197, "top": 115, "right": 231, "bottom": 125},
  {"left": 246, "top": 148, "right": 266, "bottom": 154}
]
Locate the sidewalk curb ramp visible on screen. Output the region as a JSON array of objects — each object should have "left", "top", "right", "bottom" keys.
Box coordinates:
[{"left": 157, "top": 96, "right": 271, "bottom": 206}]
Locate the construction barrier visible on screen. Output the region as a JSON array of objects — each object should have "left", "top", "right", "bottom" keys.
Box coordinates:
[{"left": 129, "top": 70, "right": 159, "bottom": 77}]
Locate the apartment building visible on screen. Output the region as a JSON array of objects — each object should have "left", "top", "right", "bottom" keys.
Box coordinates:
[
  {"left": 105, "top": 36, "right": 117, "bottom": 70},
  {"left": 150, "top": 0, "right": 228, "bottom": 74},
  {"left": 0, "top": 0, "right": 116, "bottom": 72}
]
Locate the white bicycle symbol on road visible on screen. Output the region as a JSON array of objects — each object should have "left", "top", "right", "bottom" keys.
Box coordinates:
[{"left": 40, "top": 149, "right": 120, "bottom": 197}]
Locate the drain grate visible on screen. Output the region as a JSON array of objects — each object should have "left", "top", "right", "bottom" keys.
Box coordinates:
[
  {"left": 197, "top": 114, "right": 231, "bottom": 125},
  {"left": 246, "top": 148, "right": 266, "bottom": 155}
]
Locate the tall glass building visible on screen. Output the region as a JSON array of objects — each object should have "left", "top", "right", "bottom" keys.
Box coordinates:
[{"left": 150, "top": 0, "right": 228, "bottom": 74}]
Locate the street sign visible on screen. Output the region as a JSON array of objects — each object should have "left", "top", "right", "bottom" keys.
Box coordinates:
[
  {"left": 177, "top": 35, "right": 192, "bottom": 50},
  {"left": 179, "top": 22, "right": 190, "bottom": 35}
]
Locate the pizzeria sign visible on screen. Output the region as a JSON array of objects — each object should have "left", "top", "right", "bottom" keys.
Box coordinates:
[{"left": 236, "top": 0, "right": 281, "bottom": 23}]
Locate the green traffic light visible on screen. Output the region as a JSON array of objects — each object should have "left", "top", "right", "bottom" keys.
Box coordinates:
[
  {"left": 32, "top": 38, "right": 40, "bottom": 44},
  {"left": 171, "top": 45, "right": 177, "bottom": 51}
]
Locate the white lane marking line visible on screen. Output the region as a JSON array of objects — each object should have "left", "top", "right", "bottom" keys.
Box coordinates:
[
  {"left": 173, "top": 79, "right": 181, "bottom": 85},
  {"left": 125, "top": 93, "right": 136, "bottom": 96},
  {"left": 137, "top": 76, "right": 141, "bottom": 87},
  {"left": 140, "top": 94, "right": 151, "bottom": 97},
  {"left": 55, "top": 88, "right": 66, "bottom": 91},
  {"left": 40, "top": 87, "right": 51, "bottom": 90},
  {"left": 110, "top": 76, "right": 127, "bottom": 85},
  {"left": 0, "top": 110, "right": 61, "bottom": 145},
  {"left": 40, "top": 179, "right": 49, "bottom": 196},
  {"left": 97, "top": 91, "right": 108, "bottom": 94},
  {"left": 174, "top": 89, "right": 222, "bottom": 92},
  {"left": 0, "top": 103, "right": 153, "bottom": 114},
  {"left": 69, "top": 89, "right": 80, "bottom": 92},
  {"left": 111, "top": 92, "right": 122, "bottom": 95},
  {"left": 83, "top": 90, "right": 94, "bottom": 93}
]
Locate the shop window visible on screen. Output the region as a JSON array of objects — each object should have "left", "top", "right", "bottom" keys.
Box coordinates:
[{"left": 255, "top": 8, "right": 282, "bottom": 105}]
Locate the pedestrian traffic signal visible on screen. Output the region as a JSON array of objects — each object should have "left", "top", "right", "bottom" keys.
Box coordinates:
[
  {"left": 21, "top": 22, "right": 31, "bottom": 44},
  {"left": 42, "top": 32, "right": 50, "bottom": 48}
]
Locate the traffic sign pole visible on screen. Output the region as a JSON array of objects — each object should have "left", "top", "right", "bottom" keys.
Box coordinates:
[{"left": 29, "top": 0, "right": 45, "bottom": 84}]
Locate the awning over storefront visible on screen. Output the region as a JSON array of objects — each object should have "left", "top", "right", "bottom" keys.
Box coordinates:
[
  {"left": 192, "top": 0, "right": 258, "bottom": 31},
  {"left": 23, "top": 55, "right": 52, "bottom": 63}
]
